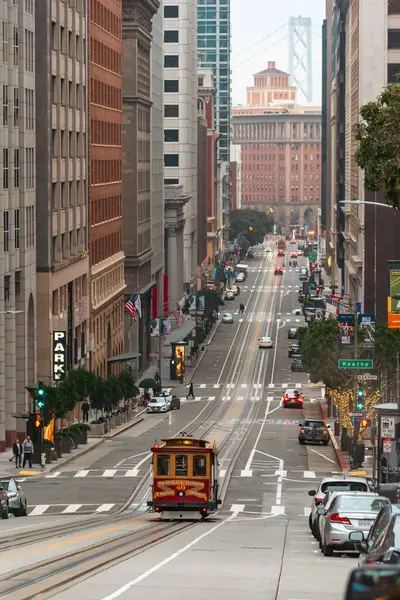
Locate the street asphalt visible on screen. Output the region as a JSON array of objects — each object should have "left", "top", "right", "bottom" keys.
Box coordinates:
[{"left": 0, "top": 239, "right": 358, "bottom": 600}]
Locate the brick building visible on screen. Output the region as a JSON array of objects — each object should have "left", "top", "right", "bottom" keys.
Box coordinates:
[
  {"left": 88, "top": 0, "right": 125, "bottom": 378},
  {"left": 232, "top": 61, "right": 322, "bottom": 231}
]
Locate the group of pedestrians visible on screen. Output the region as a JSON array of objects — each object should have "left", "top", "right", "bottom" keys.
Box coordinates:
[{"left": 9, "top": 436, "right": 34, "bottom": 468}]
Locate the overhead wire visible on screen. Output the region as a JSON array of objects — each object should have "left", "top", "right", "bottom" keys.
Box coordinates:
[
  {"left": 231, "top": 23, "right": 287, "bottom": 60},
  {"left": 232, "top": 35, "right": 288, "bottom": 70}
]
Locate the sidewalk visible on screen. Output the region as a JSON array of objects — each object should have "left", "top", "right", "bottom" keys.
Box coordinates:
[
  {"left": 320, "top": 401, "right": 374, "bottom": 478},
  {"left": 0, "top": 410, "right": 146, "bottom": 478},
  {"left": 141, "top": 318, "right": 221, "bottom": 389}
]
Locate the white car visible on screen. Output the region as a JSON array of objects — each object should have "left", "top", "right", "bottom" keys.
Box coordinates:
[
  {"left": 259, "top": 336, "right": 273, "bottom": 348},
  {"left": 292, "top": 308, "right": 302, "bottom": 316},
  {"left": 297, "top": 250, "right": 303, "bottom": 256},
  {"left": 147, "top": 398, "right": 169, "bottom": 413},
  {"left": 151, "top": 390, "right": 172, "bottom": 407},
  {"left": 222, "top": 312, "right": 233, "bottom": 324},
  {"left": 235, "top": 273, "right": 245, "bottom": 282}
]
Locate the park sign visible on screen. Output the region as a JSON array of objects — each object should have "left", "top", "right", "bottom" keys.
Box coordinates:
[{"left": 338, "top": 359, "right": 373, "bottom": 370}]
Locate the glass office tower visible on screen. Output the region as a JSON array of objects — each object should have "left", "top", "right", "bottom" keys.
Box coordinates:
[{"left": 197, "top": 0, "right": 231, "bottom": 164}]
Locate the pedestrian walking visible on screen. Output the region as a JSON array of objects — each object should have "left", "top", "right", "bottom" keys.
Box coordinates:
[
  {"left": 186, "top": 382, "right": 195, "bottom": 399},
  {"left": 10, "top": 438, "right": 22, "bottom": 468},
  {"left": 239, "top": 303, "right": 245, "bottom": 314},
  {"left": 81, "top": 399, "right": 90, "bottom": 423},
  {"left": 22, "top": 436, "right": 34, "bottom": 468},
  {"left": 237, "top": 285, "right": 240, "bottom": 295}
]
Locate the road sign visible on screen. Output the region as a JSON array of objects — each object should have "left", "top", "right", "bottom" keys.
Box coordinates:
[
  {"left": 383, "top": 438, "right": 393, "bottom": 453},
  {"left": 350, "top": 412, "right": 365, "bottom": 417},
  {"left": 357, "top": 373, "right": 378, "bottom": 381},
  {"left": 381, "top": 417, "right": 395, "bottom": 438},
  {"left": 338, "top": 359, "right": 373, "bottom": 369}
]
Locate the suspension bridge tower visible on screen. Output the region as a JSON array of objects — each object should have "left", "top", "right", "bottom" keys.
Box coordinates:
[{"left": 288, "top": 16, "right": 313, "bottom": 102}]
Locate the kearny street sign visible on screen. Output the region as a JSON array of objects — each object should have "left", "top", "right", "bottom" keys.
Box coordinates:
[{"left": 338, "top": 359, "right": 373, "bottom": 369}]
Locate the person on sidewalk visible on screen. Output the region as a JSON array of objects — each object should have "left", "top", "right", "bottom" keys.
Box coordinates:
[
  {"left": 82, "top": 399, "right": 90, "bottom": 423},
  {"left": 186, "top": 382, "right": 195, "bottom": 399},
  {"left": 22, "top": 436, "right": 34, "bottom": 468},
  {"left": 11, "top": 438, "right": 22, "bottom": 468}
]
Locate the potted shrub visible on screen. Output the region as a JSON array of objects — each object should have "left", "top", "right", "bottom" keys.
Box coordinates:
[
  {"left": 77, "top": 423, "right": 90, "bottom": 444},
  {"left": 60, "top": 433, "right": 72, "bottom": 453},
  {"left": 67, "top": 425, "right": 80, "bottom": 449},
  {"left": 89, "top": 418, "right": 106, "bottom": 436},
  {"left": 54, "top": 432, "right": 63, "bottom": 458}
]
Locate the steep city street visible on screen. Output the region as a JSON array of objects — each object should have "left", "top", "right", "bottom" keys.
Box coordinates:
[{"left": 0, "top": 242, "right": 357, "bottom": 600}]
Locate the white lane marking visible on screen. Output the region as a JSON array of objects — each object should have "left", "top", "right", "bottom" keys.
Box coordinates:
[
  {"left": 268, "top": 383, "right": 275, "bottom": 388},
  {"left": 304, "top": 471, "right": 316, "bottom": 478},
  {"left": 199, "top": 384, "right": 206, "bottom": 388},
  {"left": 309, "top": 448, "right": 336, "bottom": 464},
  {"left": 219, "top": 470, "right": 226, "bottom": 478},
  {"left": 74, "top": 470, "right": 89, "bottom": 478},
  {"left": 303, "top": 507, "right": 311, "bottom": 516},
  {"left": 213, "top": 384, "right": 221, "bottom": 388},
  {"left": 275, "top": 470, "right": 287, "bottom": 477},
  {"left": 102, "top": 470, "right": 117, "bottom": 477},
  {"left": 237, "top": 396, "right": 244, "bottom": 402},
  {"left": 240, "top": 383, "right": 248, "bottom": 388},
  {"left": 208, "top": 396, "right": 216, "bottom": 401},
  {"left": 243, "top": 399, "right": 272, "bottom": 473},
  {"left": 100, "top": 511, "right": 243, "bottom": 599},
  {"left": 226, "top": 383, "right": 235, "bottom": 388},
  {"left": 125, "top": 470, "right": 140, "bottom": 477},
  {"left": 96, "top": 504, "right": 115, "bottom": 513},
  {"left": 62, "top": 504, "right": 82, "bottom": 514},
  {"left": 230, "top": 503, "right": 245, "bottom": 514},
  {"left": 281, "top": 383, "right": 288, "bottom": 388},
  {"left": 253, "top": 383, "right": 262, "bottom": 388},
  {"left": 45, "top": 472, "right": 61, "bottom": 478},
  {"left": 29, "top": 505, "right": 49, "bottom": 516},
  {"left": 271, "top": 506, "right": 285, "bottom": 515},
  {"left": 295, "top": 383, "right": 303, "bottom": 388}
]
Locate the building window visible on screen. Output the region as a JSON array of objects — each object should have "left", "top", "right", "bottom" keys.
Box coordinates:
[
  {"left": 164, "top": 178, "right": 179, "bottom": 185},
  {"left": 15, "top": 271, "right": 20, "bottom": 296},
  {"left": 164, "top": 104, "right": 179, "bottom": 118},
  {"left": 198, "top": 76, "right": 204, "bottom": 87},
  {"left": 14, "top": 208, "right": 19, "bottom": 249},
  {"left": 13, "top": 87, "right": 18, "bottom": 126},
  {"left": 164, "top": 79, "right": 179, "bottom": 93},
  {"left": 389, "top": 0, "right": 400, "bottom": 15},
  {"left": 164, "top": 30, "right": 179, "bottom": 43},
  {"left": 24, "top": 29, "right": 34, "bottom": 72},
  {"left": 26, "top": 205, "right": 34, "bottom": 247},
  {"left": 13, "top": 148, "right": 19, "bottom": 188},
  {"left": 164, "top": 129, "right": 179, "bottom": 142},
  {"left": 3, "top": 148, "right": 8, "bottom": 189},
  {"left": 25, "top": 147, "right": 34, "bottom": 189},
  {"left": 3, "top": 211, "right": 9, "bottom": 252},
  {"left": 164, "top": 154, "right": 179, "bottom": 167},
  {"left": 2, "top": 22, "right": 7, "bottom": 63},
  {"left": 389, "top": 30, "right": 400, "bottom": 51},
  {"left": 4, "top": 276, "right": 10, "bottom": 302},
  {"left": 164, "top": 5, "right": 179, "bottom": 17},
  {"left": 164, "top": 55, "right": 179, "bottom": 68},
  {"left": 13, "top": 26, "right": 18, "bottom": 66},
  {"left": 3, "top": 85, "right": 7, "bottom": 126}
]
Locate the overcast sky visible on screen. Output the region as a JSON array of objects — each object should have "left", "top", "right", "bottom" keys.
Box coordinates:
[{"left": 231, "top": 0, "right": 325, "bottom": 106}]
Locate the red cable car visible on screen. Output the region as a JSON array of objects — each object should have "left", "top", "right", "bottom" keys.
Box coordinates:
[{"left": 147, "top": 437, "right": 221, "bottom": 520}]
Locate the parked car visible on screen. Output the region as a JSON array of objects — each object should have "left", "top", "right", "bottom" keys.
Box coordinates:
[
  {"left": 344, "top": 565, "right": 400, "bottom": 600},
  {"left": 247, "top": 251, "right": 255, "bottom": 259},
  {"left": 0, "top": 483, "right": 8, "bottom": 519},
  {"left": 356, "top": 503, "right": 400, "bottom": 565},
  {"left": 235, "top": 273, "right": 245, "bottom": 283},
  {"left": 152, "top": 390, "right": 172, "bottom": 408},
  {"left": 292, "top": 308, "right": 302, "bottom": 316},
  {"left": 222, "top": 312, "right": 234, "bottom": 324},
  {"left": 282, "top": 389, "right": 303, "bottom": 409},
  {"left": 274, "top": 267, "right": 283, "bottom": 275},
  {"left": 287, "top": 327, "right": 299, "bottom": 339},
  {"left": 224, "top": 291, "right": 235, "bottom": 301},
  {"left": 291, "top": 357, "right": 306, "bottom": 372},
  {"left": 350, "top": 512, "right": 400, "bottom": 565},
  {"left": 308, "top": 476, "right": 372, "bottom": 537},
  {"left": 298, "top": 420, "right": 330, "bottom": 445},
  {"left": 319, "top": 493, "right": 389, "bottom": 557},
  {"left": 0, "top": 477, "right": 27, "bottom": 517},
  {"left": 288, "top": 343, "right": 300, "bottom": 358},
  {"left": 169, "top": 395, "right": 181, "bottom": 410}
]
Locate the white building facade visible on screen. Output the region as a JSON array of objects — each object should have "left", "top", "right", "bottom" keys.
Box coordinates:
[{"left": 163, "top": 0, "right": 198, "bottom": 295}]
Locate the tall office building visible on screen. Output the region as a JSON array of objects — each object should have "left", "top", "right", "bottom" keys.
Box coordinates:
[
  {"left": 163, "top": 0, "right": 198, "bottom": 293},
  {"left": 197, "top": 0, "right": 230, "bottom": 165},
  {"left": 0, "top": 1, "right": 36, "bottom": 448},
  {"left": 36, "top": 1, "right": 89, "bottom": 385},
  {"left": 88, "top": 0, "right": 125, "bottom": 378}
]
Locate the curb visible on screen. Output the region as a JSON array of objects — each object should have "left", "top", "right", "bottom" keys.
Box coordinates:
[
  {"left": 46, "top": 438, "right": 105, "bottom": 473},
  {"left": 103, "top": 416, "right": 145, "bottom": 438},
  {"left": 320, "top": 400, "right": 348, "bottom": 472}
]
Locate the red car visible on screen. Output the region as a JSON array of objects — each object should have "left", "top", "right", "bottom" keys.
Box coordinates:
[
  {"left": 282, "top": 389, "right": 304, "bottom": 408},
  {"left": 274, "top": 267, "right": 283, "bottom": 275},
  {"left": 291, "top": 252, "right": 298, "bottom": 258},
  {"left": 277, "top": 250, "right": 285, "bottom": 257}
]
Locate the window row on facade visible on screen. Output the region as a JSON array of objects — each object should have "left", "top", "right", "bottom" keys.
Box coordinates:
[
  {"left": 3, "top": 205, "right": 34, "bottom": 253},
  {"left": 90, "top": 230, "right": 121, "bottom": 265},
  {"left": 1, "top": 85, "right": 34, "bottom": 128},
  {"left": 90, "top": 0, "right": 121, "bottom": 40},
  {"left": 52, "top": 76, "right": 86, "bottom": 110},
  {"left": 51, "top": 22, "right": 86, "bottom": 63},
  {"left": 90, "top": 119, "right": 121, "bottom": 146},
  {"left": 52, "top": 130, "right": 86, "bottom": 158},
  {"left": 90, "top": 36, "right": 121, "bottom": 75},
  {"left": 1, "top": 147, "right": 34, "bottom": 190},
  {"left": 91, "top": 159, "right": 121, "bottom": 185},
  {"left": 90, "top": 78, "right": 120, "bottom": 110},
  {"left": 52, "top": 273, "right": 88, "bottom": 317},
  {"left": 52, "top": 180, "right": 86, "bottom": 210},
  {"left": 3, "top": 271, "right": 22, "bottom": 303},
  {"left": 53, "top": 227, "right": 87, "bottom": 263},
  {"left": 90, "top": 194, "right": 122, "bottom": 226}
]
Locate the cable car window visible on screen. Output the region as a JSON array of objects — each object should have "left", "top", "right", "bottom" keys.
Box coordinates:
[
  {"left": 193, "top": 455, "right": 206, "bottom": 476},
  {"left": 157, "top": 455, "right": 170, "bottom": 476},
  {"left": 175, "top": 455, "right": 188, "bottom": 476}
]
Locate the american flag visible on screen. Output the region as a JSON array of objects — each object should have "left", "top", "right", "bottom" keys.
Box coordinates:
[
  {"left": 125, "top": 294, "right": 137, "bottom": 322},
  {"left": 173, "top": 308, "right": 183, "bottom": 328}
]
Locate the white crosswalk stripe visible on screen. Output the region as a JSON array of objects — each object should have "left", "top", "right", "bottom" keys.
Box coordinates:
[
  {"left": 48, "top": 469, "right": 144, "bottom": 479},
  {"left": 28, "top": 503, "right": 119, "bottom": 516}
]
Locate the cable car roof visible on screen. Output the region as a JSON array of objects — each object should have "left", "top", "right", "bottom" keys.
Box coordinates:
[{"left": 160, "top": 437, "right": 210, "bottom": 448}]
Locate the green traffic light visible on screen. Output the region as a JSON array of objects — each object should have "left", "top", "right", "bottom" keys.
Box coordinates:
[
  {"left": 357, "top": 390, "right": 363, "bottom": 397},
  {"left": 356, "top": 401, "right": 364, "bottom": 410},
  {"left": 38, "top": 388, "right": 44, "bottom": 396},
  {"left": 37, "top": 400, "right": 44, "bottom": 408}
]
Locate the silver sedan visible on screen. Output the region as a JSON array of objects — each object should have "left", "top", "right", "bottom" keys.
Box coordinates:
[
  {"left": 318, "top": 492, "right": 389, "bottom": 557},
  {"left": 222, "top": 312, "right": 233, "bottom": 324},
  {"left": 0, "top": 477, "right": 27, "bottom": 517}
]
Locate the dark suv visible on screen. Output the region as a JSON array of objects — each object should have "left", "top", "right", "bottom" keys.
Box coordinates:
[
  {"left": 299, "top": 420, "right": 330, "bottom": 445},
  {"left": 170, "top": 395, "right": 181, "bottom": 410}
]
